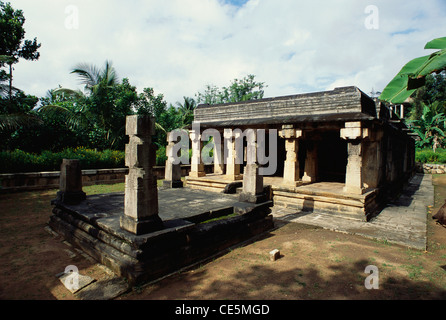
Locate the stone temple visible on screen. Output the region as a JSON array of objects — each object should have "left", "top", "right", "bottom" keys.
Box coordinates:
[
  {"left": 185, "top": 86, "right": 416, "bottom": 221},
  {"left": 49, "top": 86, "right": 416, "bottom": 286}
]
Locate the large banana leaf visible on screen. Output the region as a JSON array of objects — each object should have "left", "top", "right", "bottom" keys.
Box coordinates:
[{"left": 379, "top": 37, "right": 446, "bottom": 104}]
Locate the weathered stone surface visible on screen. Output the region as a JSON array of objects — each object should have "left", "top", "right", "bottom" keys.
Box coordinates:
[
  {"left": 269, "top": 249, "right": 280, "bottom": 261},
  {"left": 121, "top": 115, "right": 162, "bottom": 235},
  {"left": 194, "top": 86, "right": 377, "bottom": 127},
  {"left": 58, "top": 271, "right": 95, "bottom": 294},
  {"left": 53, "top": 159, "right": 86, "bottom": 205},
  {"left": 75, "top": 277, "right": 129, "bottom": 300},
  {"left": 164, "top": 132, "right": 182, "bottom": 188}
]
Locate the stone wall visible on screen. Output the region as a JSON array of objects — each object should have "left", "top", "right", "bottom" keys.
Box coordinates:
[
  {"left": 416, "top": 162, "right": 446, "bottom": 174},
  {"left": 0, "top": 165, "right": 214, "bottom": 193}
]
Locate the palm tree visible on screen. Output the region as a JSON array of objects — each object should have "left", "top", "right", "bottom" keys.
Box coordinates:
[
  {"left": 0, "top": 55, "right": 42, "bottom": 131},
  {"left": 175, "top": 96, "right": 196, "bottom": 127},
  {"left": 39, "top": 60, "right": 122, "bottom": 148}
]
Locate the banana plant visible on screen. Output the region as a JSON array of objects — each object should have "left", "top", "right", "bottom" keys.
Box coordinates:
[
  {"left": 380, "top": 37, "right": 446, "bottom": 104},
  {"left": 407, "top": 102, "right": 446, "bottom": 152}
]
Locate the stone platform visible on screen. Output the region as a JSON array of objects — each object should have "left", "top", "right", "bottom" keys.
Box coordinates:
[
  {"left": 272, "top": 174, "right": 432, "bottom": 250},
  {"left": 49, "top": 188, "right": 274, "bottom": 286}
]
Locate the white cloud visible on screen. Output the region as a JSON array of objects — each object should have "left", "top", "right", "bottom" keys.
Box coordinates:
[{"left": 9, "top": 0, "right": 446, "bottom": 105}]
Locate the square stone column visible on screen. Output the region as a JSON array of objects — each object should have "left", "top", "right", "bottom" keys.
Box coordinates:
[
  {"left": 120, "top": 115, "right": 163, "bottom": 235},
  {"left": 341, "top": 121, "right": 366, "bottom": 195},
  {"left": 302, "top": 141, "right": 318, "bottom": 183},
  {"left": 239, "top": 130, "right": 265, "bottom": 203},
  {"left": 189, "top": 129, "right": 206, "bottom": 178},
  {"left": 53, "top": 159, "right": 86, "bottom": 205},
  {"left": 224, "top": 128, "right": 242, "bottom": 181},
  {"left": 213, "top": 131, "right": 225, "bottom": 175},
  {"left": 163, "top": 132, "right": 183, "bottom": 188},
  {"left": 279, "top": 125, "right": 302, "bottom": 187}
]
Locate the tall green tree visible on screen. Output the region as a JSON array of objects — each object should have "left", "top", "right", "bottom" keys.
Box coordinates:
[
  {"left": 0, "top": 1, "right": 41, "bottom": 136},
  {"left": 0, "top": 1, "right": 40, "bottom": 104},
  {"left": 196, "top": 74, "right": 266, "bottom": 105},
  {"left": 175, "top": 96, "right": 196, "bottom": 127},
  {"left": 39, "top": 61, "right": 138, "bottom": 150}
]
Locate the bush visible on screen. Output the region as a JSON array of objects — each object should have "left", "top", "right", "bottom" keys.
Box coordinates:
[
  {"left": 416, "top": 148, "right": 446, "bottom": 164},
  {"left": 0, "top": 148, "right": 125, "bottom": 173}
]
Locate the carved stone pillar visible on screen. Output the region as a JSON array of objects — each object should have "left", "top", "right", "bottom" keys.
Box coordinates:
[
  {"left": 239, "top": 129, "right": 265, "bottom": 203},
  {"left": 163, "top": 132, "right": 183, "bottom": 188},
  {"left": 224, "top": 128, "right": 242, "bottom": 181},
  {"left": 340, "top": 121, "right": 367, "bottom": 194},
  {"left": 120, "top": 115, "right": 163, "bottom": 235},
  {"left": 189, "top": 129, "right": 206, "bottom": 178},
  {"left": 302, "top": 141, "right": 318, "bottom": 183},
  {"left": 213, "top": 131, "right": 225, "bottom": 175},
  {"left": 279, "top": 125, "right": 302, "bottom": 186}
]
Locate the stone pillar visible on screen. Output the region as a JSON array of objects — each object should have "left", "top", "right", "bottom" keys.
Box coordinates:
[
  {"left": 120, "top": 115, "right": 163, "bottom": 235},
  {"left": 279, "top": 125, "right": 302, "bottom": 186},
  {"left": 163, "top": 132, "right": 183, "bottom": 188},
  {"left": 340, "top": 121, "right": 367, "bottom": 194},
  {"left": 53, "top": 159, "right": 86, "bottom": 205},
  {"left": 213, "top": 131, "right": 225, "bottom": 175},
  {"left": 302, "top": 141, "right": 318, "bottom": 183},
  {"left": 189, "top": 129, "right": 206, "bottom": 178},
  {"left": 224, "top": 128, "right": 242, "bottom": 181},
  {"left": 239, "top": 130, "right": 265, "bottom": 203}
]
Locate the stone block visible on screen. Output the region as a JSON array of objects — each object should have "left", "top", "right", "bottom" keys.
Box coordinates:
[
  {"left": 119, "top": 214, "right": 163, "bottom": 235},
  {"left": 126, "top": 115, "right": 155, "bottom": 137},
  {"left": 269, "top": 249, "right": 280, "bottom": 261}
]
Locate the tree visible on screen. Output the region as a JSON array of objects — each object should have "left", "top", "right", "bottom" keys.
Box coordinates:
[
  {"left": 196, "top": 74, "right": 266, "bottom": 105},
  {"left": 39, "top": 61, "right": 138, "bottom": 150},
  {"left": 408, "top": 71, "right": 446, "bottom": 120},
  {"left": 175, "top": 96, "right": 196, "bottom": 127},
  {"left": 0, "top": 1, "right": 40, "bottom": 104}
]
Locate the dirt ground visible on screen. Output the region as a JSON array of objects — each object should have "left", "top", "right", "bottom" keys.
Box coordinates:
[{"left": 1, "top": 177, "right": 446, "bottom": 300}]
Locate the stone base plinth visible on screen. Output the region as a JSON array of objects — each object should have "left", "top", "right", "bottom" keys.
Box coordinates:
[
  {"left": 52, "top": 190, "right": 86, "bottom": 205},
  {"left": 163, "top": 180, "right": 184, "bottom": 189},
  {"left": 119, "top": 215, "right": 163, "bottom": 235},
  {"left": 238, "top": 192, "right": 268, "bottom": 204},
  {"left": 188, "top": 171, "right": 206, "bottom": 178},
  {"left": 48, "top": 191, "right": 274, "bottom": 286}
]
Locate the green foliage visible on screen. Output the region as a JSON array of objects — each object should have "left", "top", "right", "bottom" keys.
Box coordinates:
[
  {"left": 0, "top": 147, "right": 125, "bottom": 173},
  {"left": 409, "top": 71, "right": 446, "bottom": 120},
  {"left": 0, "top": 1, "right": 40, "bottom": 101},
  {"left": 196, "top": 74, "right": 266, "bottom": 105},
  {"left": 156, "top": 145, "right": 167, "bottom": 166},
  {"left": 380, "top": 36, "right": 446, "bottom": 104},
  {"left": 415, "top": 148, "right": 446, "bottom": 164},
  {"left": 407, "top": 102, "right": 446, "bottom": 151}
]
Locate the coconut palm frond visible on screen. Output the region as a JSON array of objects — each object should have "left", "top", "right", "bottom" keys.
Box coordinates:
[{"left": 0, "top": 113, "right": 43, "bottom": 131}]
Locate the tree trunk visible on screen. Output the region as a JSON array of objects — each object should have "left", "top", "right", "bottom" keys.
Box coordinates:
[{"left": 8, "top": 63, "right": 13, "bottom": 109}]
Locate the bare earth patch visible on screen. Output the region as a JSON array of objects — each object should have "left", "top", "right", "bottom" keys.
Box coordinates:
[{"left": 1, "top": 179, "right": 446, "bottom": 300}]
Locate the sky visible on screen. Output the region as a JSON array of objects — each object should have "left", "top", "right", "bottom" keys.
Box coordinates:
[{"left": 9, "top": 0, "right": 446, "bottom": 106}]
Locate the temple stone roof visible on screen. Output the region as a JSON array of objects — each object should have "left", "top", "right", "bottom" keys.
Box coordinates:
[{"left": 194, "top": 86, "right": 377, "bottom": 127}]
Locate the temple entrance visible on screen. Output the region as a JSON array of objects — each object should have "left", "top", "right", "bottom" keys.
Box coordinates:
[{"left": 317, "top": 131, "right": 347, "bottom": 183}]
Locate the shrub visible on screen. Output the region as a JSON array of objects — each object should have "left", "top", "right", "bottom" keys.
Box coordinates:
[
  {"left": 0, "top": 148, "right": 125, "bottom": 173},
  {"left": 416, "top": 148, "right": 446, "bottom": 164}
]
